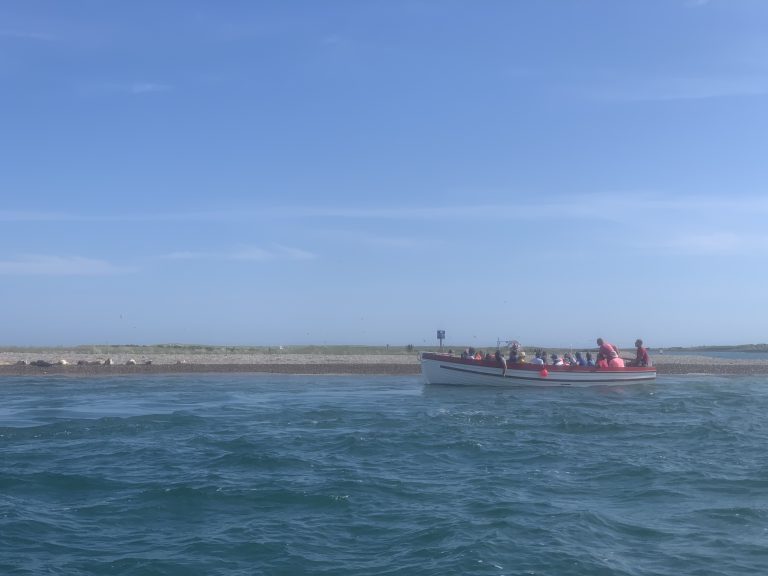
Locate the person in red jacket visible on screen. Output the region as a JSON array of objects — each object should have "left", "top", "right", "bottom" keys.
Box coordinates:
[
  {"left": 630, "top": 339, "right": 651, "bottom": 366},
  {"left": 596, "top": 338, "right": 625, "bottom": 368}
]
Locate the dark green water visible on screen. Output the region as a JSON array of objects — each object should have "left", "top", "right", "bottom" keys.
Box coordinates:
[{"left": 2, "top": 375, "right": 767, "bottom": 575}]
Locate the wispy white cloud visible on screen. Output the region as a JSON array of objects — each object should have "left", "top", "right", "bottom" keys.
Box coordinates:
[
  {"left": 162, "top": 251, "right": 211, "bottom": 260},
  {"left": 361, "top": 235, "right": 424, "bottom": 249},
  {"left": 0, "top": 205, "right": 561, "bottom": 223},
  {"left": 290, "top": 196, "right": 768, "bottom": 223},
  {"left": 593, "top": 193, "right": 768, "bottom": 215},
  {"left": 289, "top": 204, "right": 607, "bottom": 221},
  {"left": 668, "top": 232, "right": 742, "bottom": 254},
  {"left": 162, "top": 245, "right": 316, "bottom": 262},
  {"left": 78, "top": 82, "right": 174, "bottom": 98},
  {"left": 129, "top": 83, "right": 172, "bottom": 94},
  {"left": 0, "top": 190, "right": 768, "bottom": 234},
  {"left": 602, "top": 194, "right": 768, "bottom": 256},
  {"left": 4, "top": 194, "right": 767, "bottom": 227},
  {"left": 0, "top": 255, "right": 135, "bottom": 276},
  {"left": 654, "top": 232, "right": 768, "bottom": 255},
  {"left": 321, "top": 34, "right": 346, "bottom": 47},
  {"left": 591, "top": 75, "right": 768, "bottom": 102},
  {"left": 230, "top": 245, "right": 316, "bottom": 261},
  {"left": 0, "top": 211, "right": 74, "bottom": 222},
  {"left": 313, "top": 228, "right": 439, "bottom": 250},
  {"left": 0, "top": 210, "right": 244, "bottom": 223},
  {"left": 0, "top": 29, "right": 54, "bottom": 41}
]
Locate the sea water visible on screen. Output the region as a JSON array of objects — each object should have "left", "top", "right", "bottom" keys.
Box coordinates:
[{"left": 1, "top": 375, "right": 767, "bottom": 576}]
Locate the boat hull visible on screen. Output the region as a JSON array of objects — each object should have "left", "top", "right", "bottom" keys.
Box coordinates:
[{"left": 420, "top": 353, "right": 656, "bottom": 387}]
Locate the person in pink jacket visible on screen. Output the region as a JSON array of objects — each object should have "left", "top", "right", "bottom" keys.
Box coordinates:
[{"left": 596, "top": 338, "right": 625, "bottom": 368}]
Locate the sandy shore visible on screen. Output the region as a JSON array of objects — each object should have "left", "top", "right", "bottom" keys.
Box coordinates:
[{"left": 1, "top": 350, "right": 768, "bottom": 376}]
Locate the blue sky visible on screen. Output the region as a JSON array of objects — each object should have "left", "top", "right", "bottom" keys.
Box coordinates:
[{"left": 2, "top": 0, "right": 767, "bottom": 348}]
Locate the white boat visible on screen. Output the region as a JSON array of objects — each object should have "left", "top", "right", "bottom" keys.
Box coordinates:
[{"left": 421, "top": 352, "right": 656, "bottom": 387}]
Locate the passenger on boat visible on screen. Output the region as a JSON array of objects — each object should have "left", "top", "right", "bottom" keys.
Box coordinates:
[
  {"left": 531, "top": 350, "right": 544, "bottom": 365},
  {"left": 474, "top": 350, "right": 484, "bottom": 361},
  {"left": 508, "top": 341, "right": 523, "bottom": 363},
  {"left": 628, "top": 339, "right": 651, "bottom": 367},
  {"left": 596, "top": 352, "right": 609, "bottom": 369},
  {"left": 495, "top": 349, "right": 507, "bottom": 375},
  {"left": 563, "top": 352, "right": 577, "bottom": 366},
  {"left": 575, "top": 352, "right": 587, "bottom": 366},
  {"left": 586, "top": 352, "right": 595, "bottom": 367},
  {"left": 550, "top": 354, "right": 564, "bottom": 366},
  {"left": 596, "top": 338, "right": 625, "bottom": 368}
]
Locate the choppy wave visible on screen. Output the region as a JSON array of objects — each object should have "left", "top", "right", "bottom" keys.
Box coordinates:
[{"left": 2, "top": 374, "right": 767, "bottom": 575}]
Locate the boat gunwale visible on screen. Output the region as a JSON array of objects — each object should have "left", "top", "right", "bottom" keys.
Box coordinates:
[{"left": 420, "top": 352, "right": 656, "bottom": 374}]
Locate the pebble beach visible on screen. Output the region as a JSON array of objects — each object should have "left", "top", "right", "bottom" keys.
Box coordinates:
[{"left": 1, "top": 349, "right": 767, "bottom": 376}]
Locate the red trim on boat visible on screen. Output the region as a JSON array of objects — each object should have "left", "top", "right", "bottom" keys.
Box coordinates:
[{"left": 420, "top": 352, "right": 655, "bottom": 374}]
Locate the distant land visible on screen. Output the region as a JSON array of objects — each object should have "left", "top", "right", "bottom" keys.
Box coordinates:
[
  {"left": 0, "top": 344, "right": 417, "bottom": 356},
  {"left": 1, "top": 343, "right": 767, "bottom": 355},
  {"left": 664, "top": 344, "right": 768, "bottom": 353}
]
